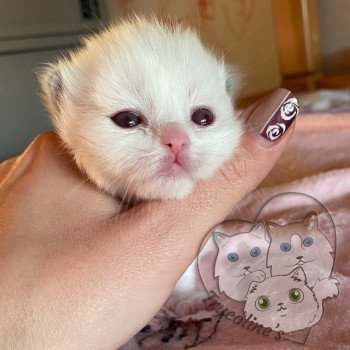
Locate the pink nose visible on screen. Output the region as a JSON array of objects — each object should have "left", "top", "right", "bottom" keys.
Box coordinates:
[{"left": 161, "top": 129, "right": 190, "bottom": 156}]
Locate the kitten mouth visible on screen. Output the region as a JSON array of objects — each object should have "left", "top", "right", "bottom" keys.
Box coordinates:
[
  {"left": 160, "top": 162, "right": 189, "bottom": 177},
  {"left": 235, "top": 273, "right": 247, "bottom": 277},
  {"left": 236, "top": 270, "right": 250, "bottom": 277},
  {"left": 277, "top": 306, "right": 287, "bottom": 312},
  {"left": 160, "top": 154, "right": 194, "bottom": 177},
  {"left": 284, "top": 258, "right": 316, "bottom": 267},
  {"left": 280, "top": 314, "right": 287, "bottom": 317}
]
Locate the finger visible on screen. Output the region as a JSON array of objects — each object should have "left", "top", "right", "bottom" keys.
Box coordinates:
[
  {"left": 0, "top": 132, "right": 119, "bottom": 234},
  {"left": 185, "top": 89, "right": 297, "bottom": 228},
  {"left": 155, "top": 88, "right": 298, "bottom": 231},
  {"left": 0, "top": 157, "right": 17, "bottom": 189}
]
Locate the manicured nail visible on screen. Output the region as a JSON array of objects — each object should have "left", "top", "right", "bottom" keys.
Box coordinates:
[{"left": 244, "top": 88, "right": 299, "bottom": 143}]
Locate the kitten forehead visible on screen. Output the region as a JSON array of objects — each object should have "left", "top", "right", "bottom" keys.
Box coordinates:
[
  {"left": 269, "top": 221, "right": 319, "bottom": 240},
  {"left": 67, "top": 18, "right": 229, "bottom": 118},
  {"left": 251, "top": 272, "right": 305, "bottom": 292},
  {"left": 227, "top": 232, "right": 265, "bottom": 244},
  {"left": 219, "top": 233, "right": 269, "bottom": 255}
]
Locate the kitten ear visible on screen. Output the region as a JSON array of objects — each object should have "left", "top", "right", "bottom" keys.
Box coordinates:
[
  {"left": 265, "top": 222, "right": 282, "bottom": 239},
  {"left": 39, "top": 63, "right": 64, "bottom": 117},
  {"left": 252, "top": 222, "right": 264, "bottom": 234},
  {"left": 225, "top": 65, "right": 241, "bottom": 97},
  {"left": 213, "top": 232, "right": 229, "bottom": 248},
  {"left": 251, "top": 222, "right": 270, "bottom": 242},
  {"left": 303, "top": 211, "right": 318, "bottom": 229},
  {"left": 290, "top": 267, "right": 307, "bottom": 282}
]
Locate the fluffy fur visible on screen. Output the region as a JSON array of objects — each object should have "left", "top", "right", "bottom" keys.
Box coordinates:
[{"left": 40, "top": 17, "right": 242, "bottom": 201}]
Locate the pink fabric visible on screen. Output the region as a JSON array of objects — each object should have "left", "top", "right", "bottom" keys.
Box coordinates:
[{"left": 138, "top": 113, "right": 350, "bottom": 349}]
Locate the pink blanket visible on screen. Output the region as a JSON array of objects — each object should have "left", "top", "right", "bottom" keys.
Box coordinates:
[{"left": 136, "top": 113, "right": 350, "bottom": 349}]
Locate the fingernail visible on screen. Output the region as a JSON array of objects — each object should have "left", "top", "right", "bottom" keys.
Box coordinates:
[{"left": 244, "top": 88, "right": 299, "bottom": 143}]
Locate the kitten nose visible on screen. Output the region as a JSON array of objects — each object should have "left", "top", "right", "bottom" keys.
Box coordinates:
[
  {"left": 297, "top": 256, "right": 303, "bottom": 260},
  {"left": 278, "top": 303, "right": 284, "bottom": 306},
  {"left": 244, "top": 266, "right": 250, "bottom": 270},
  {"left": 161, "top": 128, "right": 190, "bottom": 156}
]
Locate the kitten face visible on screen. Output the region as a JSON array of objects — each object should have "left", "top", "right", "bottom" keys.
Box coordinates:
[
  {"left": 244, "top": 268, "right": 320, "bottom": 333},
  {"left": 40, "top": 17, "right": 242, "bottom": 200},
  {"left": 214, "top": 223, "right": 269, "bottom": 278},
  {"left": 266, "top": 212, "right": 334, "bottom": 284}
]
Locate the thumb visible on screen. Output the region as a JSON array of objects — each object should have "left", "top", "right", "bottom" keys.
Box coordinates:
[{"left": 188, "top": 88, "right": 298, "bottom": 226}]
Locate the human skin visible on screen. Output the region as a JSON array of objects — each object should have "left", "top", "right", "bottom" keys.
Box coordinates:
[{"left": 0, "top": 89, "right": 296, "bottom": 349}]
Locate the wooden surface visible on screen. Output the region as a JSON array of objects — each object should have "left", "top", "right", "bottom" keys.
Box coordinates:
[{"left": 272, "top": 0, "right": 321, "bottom": 79}]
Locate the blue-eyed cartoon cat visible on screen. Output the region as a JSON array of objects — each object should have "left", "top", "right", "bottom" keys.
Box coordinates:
[
  {"left": 214, "top": 223, "right": 270, "bottom": 301},
  {"left": 266, "top": 211, "right": 335, "bottom": 287}
]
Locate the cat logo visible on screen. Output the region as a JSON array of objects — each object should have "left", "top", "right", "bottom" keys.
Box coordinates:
[{"left": 199, "top": 192, "right": 340, "bottom": 345}]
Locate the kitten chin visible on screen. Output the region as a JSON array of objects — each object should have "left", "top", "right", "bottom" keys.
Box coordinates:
[
  {"left": 40, "top": 16, "right": 242, "bottom": 201},
  {"left": 100, "top": 169, "right": 195, "bottom": 201},
  {"left": 135, "top": 177, "right": 195, "bottom": 201}
]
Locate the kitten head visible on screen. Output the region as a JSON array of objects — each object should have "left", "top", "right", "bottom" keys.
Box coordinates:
[
  {"left": 40, "top": 17, "right": 242, "bottom": 200},
  {"left": 266, "top": 212, "right": 334, "bottom": 279},
  {"left": 244, "top": 267, "right": 319, "bottom": 333},
  {"left": 214, "top": 223, "right": 269, "bottom": 278}
]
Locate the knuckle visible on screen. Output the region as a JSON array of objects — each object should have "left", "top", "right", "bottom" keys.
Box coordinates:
[{"left": 33, "top": 131, "right": 60, "bottom": 148}]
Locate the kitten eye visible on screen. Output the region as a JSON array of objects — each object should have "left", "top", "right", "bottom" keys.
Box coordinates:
[
  {"left": 111, "top": 111, "right": 142, "bottom": 128},
  {"left": 303, "top": 237, "right": 313, "bottom": 247},
  {"left": 280, "top": 242, "right": 292, "bottom": 252},
  {"left": 250, "top": 247, "right": 261, "bottom": 257},
  {"left": 288, "top": 288, "right": 304, "bottom": 303},
  {"left": 256, "top": 295, "right": 271, "bottom": 311},
  {"left": 227, "top": 253, "right": 239, "bottom": 262},
  {"left": 191, "top": 108, "right": 214, "bottom": 126}
]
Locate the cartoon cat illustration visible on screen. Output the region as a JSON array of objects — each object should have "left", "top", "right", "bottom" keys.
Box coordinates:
[
  {"left": 266, "top": 212, "right": 334, "bottom": 287},
  {"left": 244, "top": 267, "right": 339, "bottom": 333},
  {"left": 214, "top": 223, "right": 270, "bottom": 301}
]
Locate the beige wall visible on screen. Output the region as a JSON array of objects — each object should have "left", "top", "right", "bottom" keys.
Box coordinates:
[
  {"left": 317, "top": 0, "right": 350, "bottom": 75},
  {"left": 103, "top": 0, "right": 281, "bottom": 98}
]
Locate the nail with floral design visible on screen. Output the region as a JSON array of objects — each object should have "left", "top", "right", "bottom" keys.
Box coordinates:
[
  {"left": 261, "top": 94, "right": 299, "bottom": 141},
  {"left": 242, "top": 88, "right": 299, "bottom": 144}
]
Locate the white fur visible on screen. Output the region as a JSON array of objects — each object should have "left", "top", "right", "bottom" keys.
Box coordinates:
[{"left": 40, "top": 17, "right": 242, "bottom": 201}]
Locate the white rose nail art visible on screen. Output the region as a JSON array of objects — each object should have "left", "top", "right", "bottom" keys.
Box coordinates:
[
  {"left": 266, "top": 123, "right": 286, "bottom": 141},
  {"left": 261, "top": 93, "right": 299, "bottom": 141},
  {"left": 281, "top": 98, "right": 299, "bottom": 121}
]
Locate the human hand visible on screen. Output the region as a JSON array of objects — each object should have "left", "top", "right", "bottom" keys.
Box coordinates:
[{"left": 0, "top": 89, "right": 297, "bottom": 349}]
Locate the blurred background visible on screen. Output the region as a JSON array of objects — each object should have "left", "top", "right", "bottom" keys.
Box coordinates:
[{"left": 1, "top": 0, "right": 350, "bottom": 161}]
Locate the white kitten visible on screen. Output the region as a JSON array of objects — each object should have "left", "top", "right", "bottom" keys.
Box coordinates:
[{"left": 40, "top": 17, "right": 242, "bottom": 201}]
